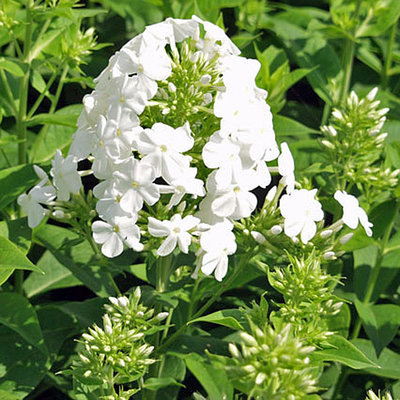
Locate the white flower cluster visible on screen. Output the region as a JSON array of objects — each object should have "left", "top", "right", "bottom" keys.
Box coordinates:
[{"left": 18, "top": 16, "right": 373, "bottom": 281}]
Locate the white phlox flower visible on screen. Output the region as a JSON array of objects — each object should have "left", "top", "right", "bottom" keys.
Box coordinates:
[
  {"left": 278, "top": 142, "right": 295, "bottom": 194},
  {"left": 202, "top": 131, "right": 243, "bottom": 186},
  {"left": 18, "top": 167, "right": 56, "bottom": 228},
  {"left": 116, "top": 43, "right": 172, "bottom": 98},
  {"left": 280, "top": 189, "right": 324, "bottom": 244},
  {"left": 92, "top": 215, "right": 143, "bottom": 258},
  {"left": 148, "top": 214, "right": 200, "bottom": 256},
  {"left": 192, "top": 16, "right": 240, "bottom": 58},
  {"left": 33, "top": 16, "right": 314, "bottom": 282},
  {"left": 207, "top": 170, "right": 259, "bottom": 220},
  {"left": 95, "top": 182, "right": 131, "bottom": 220},
  {"left": 50, "top": 150, "right": 82, "bottom": 202},
  {"left": 136, "top": 122, "right": 193, "bottom": 183},
  {"left": 334, "top": 190, "right": 373, "bottom": 237},
  {"left": 108, "top": 75, "right": 147, "bottom": 116},
  {"left": 113, "top": 157, "right": 160, "bottom": 213},
  {"left": 198, "top": 222, "right": 237, "bottom": 281},
  {"left": 159, "top": 167, "right": 205, "bottom": 209}
]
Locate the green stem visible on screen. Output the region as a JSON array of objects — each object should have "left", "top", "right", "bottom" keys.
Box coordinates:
[
  {"left": 338, "top": 0, "right": 362, "bottom": 106},
  {"left": 382, "top": 17, "right": 398, "bottom": 90},
  {"left": 14, "top": 0, "right": 34, "bottom": 295},
  {"left": 143, "top": 254, "right": 174, "bottom": 400},
  {"left": 156, "top": 254, "right": 251, "bottom": 355},
  {"left": 338, "top": 38, "right": 356, "bottom": 106},
  {"left": 0, "top": 69, "right": 17, "bottom": 115},
  {"left": 30, "top": 65, "right": 69, "bottom": 162},
  {"left": 27, "top": 68, "right": 59, "bottom": 119}
]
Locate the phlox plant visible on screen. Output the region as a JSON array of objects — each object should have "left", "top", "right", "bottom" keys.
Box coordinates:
[{"left": 1, "top": 1, "right": 400, "bottom": 399}]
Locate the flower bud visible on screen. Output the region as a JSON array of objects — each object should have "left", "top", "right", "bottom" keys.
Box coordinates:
[
  {"left": 133, "top": 286, "right": 141, "bottom": 300},
  {"left": 200, "top": 74, "right": 212, "bottom": 84},
  {"left": 340, "top": 233, "right": 353, "bottom": 244},
  {"left": 251, "top": 231, "right": 266, "bottom": 244},
  {"left": 366, "top": 87, "right": 378, "bottom": 101},
  {"left": 332, "top": 109, "right": 343, "bottom": 120},
  {"left": 103, "top": 315, "right": 113, "bottom": 336},
  {"left": 240, "top": 332, "right": 258, "bottom": 347},
  {"left": 202, "top": 92, "right": 213, "bottom": 105},
  {"left": 156, "top": 312, "right": 169, "bottom": 321},
  {"left": 228, "top": 343, "right": 240, "bottom": 358},
  {"left": 52, "top": 210, "right": 65, "bottom": 219},
  {"left": 270, "top": 225, "right": 282, "bottom": 235},
  {"left": 323, "top": 251, "right": 336, "bottom": 260},
  {"left": 320, "top": 229, "right": 333, "bottom": 238},
  {"left": 168, "top": 82, "right": 176, "bottom": 93},
  {"left": 266, "top": 186, "right": 277, "bottom": 202},
  {"left": 118, "top": 296, "right": 129, "bottom": 308},
  {"left": 321, "top": 140, "right": 335, "bottom": 149}
]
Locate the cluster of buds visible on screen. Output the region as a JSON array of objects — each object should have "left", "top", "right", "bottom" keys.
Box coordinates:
[
  {"left": 321, "top": 88, "right": 399, "bottom": 195},
  {"left": 268, "top": 254, "right": 343, "bottom": 344},
  {"left": 72, "top": 288, "right": 168, "bottom": 397},
  {"left": 216, "top": 323, "right": 318, "bottom": 399},
  {"left": 366, "top": 390, "right": 394, "bottom": 400}
]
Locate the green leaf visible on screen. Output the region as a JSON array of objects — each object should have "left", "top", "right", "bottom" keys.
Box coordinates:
[
  {"left": 356, "top": 0, "right": 400, "bottom": 37},
  {"left": 0, "top": 164, "right": 40, "bottom": 211},
  {"left": 355, "top": 300, "right": 400, "bottom": 356},
  {"left": 23, "top": 250, "right": 81, "bottom": 298},
  {"left": 30, "top": 69, "right": 46, "bottom": 93},
  {"left": 27, "top": 112, "right": 78, "bottom": 128},
  {"left": 0, "top": 325, "right": 49, "bottom": 400},
  {"left": 185, "top": 353, "right": 234, "bottom": 400},
  {"left": 0, "top": 292, "right": 47, "bottom": 354},
  {"left": 274, "top": 115, "right": 318, "bottom": 138},
  {"left": 352, "top": 339, "right": 400, "bottom": 379},
  {"left": 311, "top": 335, "right": 378, "bottom": 370},
  {"left": 143, "top": 377, "right": 184, "bottom": 391},
  {"left": 0, "top": 58, "right": 24, "bottom": 77},
  {"left": 353, "top": 244, "right": 379, "bottom": 301},
  {"left": 0, "top": 218, "right": 31, "bottom": 255},
  {"left": 0, "top": 235, "right": 43, "bottom": 273},
  {"left": 57, "top": 297, "right": 107, "bottom": 330},
  {"left": 326, "top": 302, "right": 351, "bottom": 338},
  {"left": 189, "top": 309, "right": 245, "bottom": 330},
  {"left": 31, "top": 105, "right": 82, "bottom": 162},
  {"left": 34, "top": 224, "right": 119, "bottom": 297}
]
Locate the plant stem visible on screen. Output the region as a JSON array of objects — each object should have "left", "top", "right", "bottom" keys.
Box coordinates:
[
  {"left": 14, "top": 0, "right": 34, "bottom": 295},
  {"left": 0, "top": 69, "right": 17, "bottom": 115},
  {"left": 338, "top": 0, "right": 362, "bottom": 106},
  {"left": 143, "top": 254, "right": 174, "bottom": 400},
  {"left": 156, "top": 254, "right": 251, "bottom": 355},
  {"left": 27, "top": 68, "right": 59, "bottom": 119},
  {"left": 382, "top": 17, "right": 398, "bottom": 90}
]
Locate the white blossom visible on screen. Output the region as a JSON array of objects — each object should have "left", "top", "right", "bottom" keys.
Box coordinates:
[
  {"left": 92, "top": 215, "right": 143, "bottom": 258},
  {"left": 50, "top": 150, "right": 82, "bottom": 202},
  {"left": 136, "top": 122, "right": 193, "bottom": 183},
  {"left": 199, "top": 222, "right": 237, "bottom": 281},
  {"left": 280, "top": 189, "right": 324, "bottom": 244},
  {"left": 334, "top": 191, "right": 373, "bottom": 237},
  {"left": 278, "top": 142, "right": 295, "bottom": 193},
  {"left": 148, "top": 214, "right": 200, "bottom": 256}
]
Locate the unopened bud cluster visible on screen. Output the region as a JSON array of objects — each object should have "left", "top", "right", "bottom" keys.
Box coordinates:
[
  {"left": 72, "top": 288, "right": 168, "bottom": 397},
  {"left": 268, "top": 254, "right": 342, "bottom": 344},
  {"left": 366, "top": 389, "right": 394, "bottom": 400},
  {"left": 321, "top": 88, "right": 399, "bottom": 195},
  {"left": 219, "top": 323, "right": 318, "bottom": 399}
]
